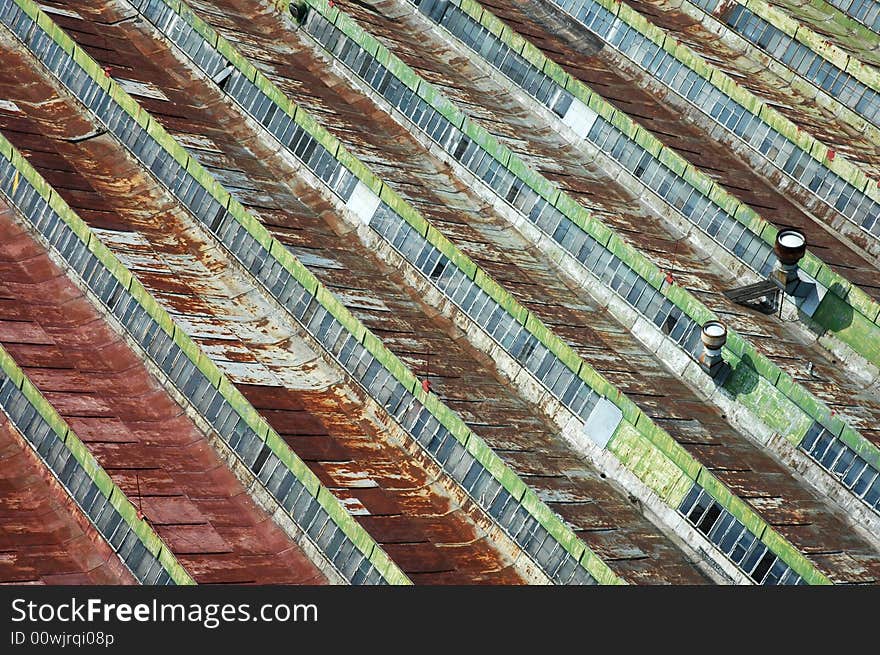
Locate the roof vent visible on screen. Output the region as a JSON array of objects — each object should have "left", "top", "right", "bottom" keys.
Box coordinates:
[
  {"left": 290, "top": 2, "right": 309, "bottom": 24},
  {"left": 774, "top": 229, "right": 806, "bottom": 287},
  {"left": 699, "top": 320, "right": 727, "bottom": 377}
]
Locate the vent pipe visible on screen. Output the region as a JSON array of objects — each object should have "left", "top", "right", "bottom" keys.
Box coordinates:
[
  {"left": 700, "top": 321, "right": 727, "bottom": 374},
  {"left": 773, "top": 230, "right": 806, "bottom": 287},
  {"left": 290, "top": 2, "right": 309, "bottom": 23}
]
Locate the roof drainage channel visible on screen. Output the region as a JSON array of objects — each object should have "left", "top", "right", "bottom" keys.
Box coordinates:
[
  {"left": 824, "top": 0, "right": 880, "bottom": 35},
  {"left": 294, "top": 0, "right": 880, "bottom": 522},
  {"left": 120, "top": 0, "right": 835, "bottom": 584},
  {"left": 0, "top": 194, "right": 327, "bottom": 584},
  {"left": 0, "top": 410, "right": 134, "bottom": 584},
  {"left": 684, "top": 0, "right": 880, "bottom": 129},
  {"left": 620, "top": 0, "right": 880, "bottom": 140},
  {"left": 0, "top": 342, "right": 191, "bottom": 585},
  {"left": 780, "top": 0, "right": 880, "bottom": 45},
  {"left": 510, "top": 0, "right": 880, "bottom": 262},
  {"left": 395, "top": 0, "right": 880, "bottom": 368},
  {"left": 5, "top": 0, "right": 619, "bottom": 585},
  {"left": 0, "top": 130, "right": 404, "bottom": 585}
]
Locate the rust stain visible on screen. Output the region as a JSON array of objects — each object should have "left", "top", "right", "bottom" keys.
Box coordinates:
[
  {"left": 620, "top": 0, "right": 880, "bottom": 169},
  {"left": 49, "top": 0, "right": 880, "bottom": 582},
  {"left": 15, "top": 0, "right": 879, "bottom": 584}
]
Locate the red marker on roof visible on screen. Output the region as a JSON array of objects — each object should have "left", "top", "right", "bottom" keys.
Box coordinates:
[{"left": 421, "top": 378, "right": 432, "bottom": 393}]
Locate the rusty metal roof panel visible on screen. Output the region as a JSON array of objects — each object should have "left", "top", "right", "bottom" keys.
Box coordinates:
[
  {"left": 763, "top": 0, "right": 880, "bottom": 61},
  {"left": 143, "top": 0, "right": 880, "bottom": 581},
  {"left": 619, "top": 0, "right": 880, "bottom": 164},
  {"left": 0, "top": 413, "right": 134, "bottom": 584},
  {"left": 382, "top": 0, "right": 880, "bottom": 298},
  {"left": 0, "top": 27, "right": 537, "bottom": 585},
  {"left": 323, "top": 1, "right": 880, "bottom": 450},
  {"left": 681, "top": 0, "right": 880, "bottom": 113},
  {"left": 13, "top": 0, "right": 848, "bottom": 588},
  {"left": 93, "top": 0, "right": 880, "bottom": 584},
  {"left": 5, "top": 0, "right": 880, "bottom": 584},
  {"left": 10, "top": 0, "right": 719, "bottom": 583},
  {"left": 0, "top": 201, "right": 327, "bottom": 585}
]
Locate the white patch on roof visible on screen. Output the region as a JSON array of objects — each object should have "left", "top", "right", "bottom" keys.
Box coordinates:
[
  {"left": 339, "top": 496, "right": 371, "bottom": 516},
  {"left": 112, "top": 78, "right": 170, "bottom": 102},
  {"left": 38, "top": 4, "right": 83, "bottom": 19},
  {"left": 0, "top": 100, "right": 22, "bottom": 113}
]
